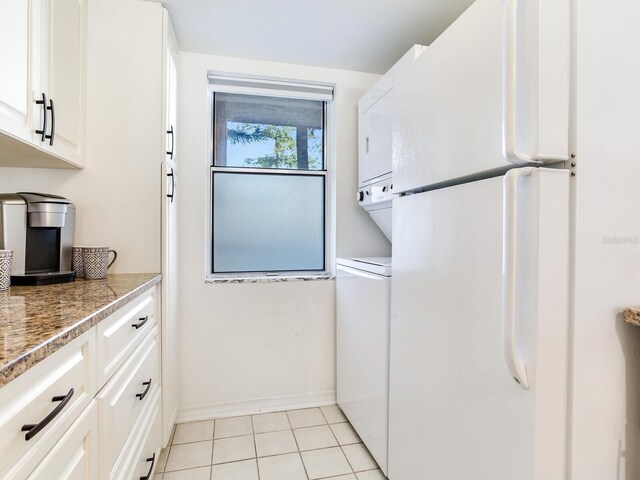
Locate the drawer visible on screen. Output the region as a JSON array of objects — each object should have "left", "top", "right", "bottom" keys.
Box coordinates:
[
  {"left": 98, "top": 326, "right": 160, "bottom": 477},
  {"left": 110, "top": 388, "right": 161, "bottom": 480},
  {"left": 6, "top": 401, "right": 99, "bottom": 480},
  {"left": 0, "top": 330, "right": 96, "bottom": 477},
  {"left": 97, "top": 288, "right": 156, "bottom": 386},
  {"left": 128, "top": 395, "right": 161, "bottom": 480}
]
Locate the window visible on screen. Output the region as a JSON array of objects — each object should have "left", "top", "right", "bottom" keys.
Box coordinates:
[{"left": 209, "top": 77, "right": 332, "bottom": 276}]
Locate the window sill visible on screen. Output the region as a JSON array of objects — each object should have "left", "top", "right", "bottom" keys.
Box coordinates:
[{"left": 205, "top": 273, "right": 335, "bottom": 284}]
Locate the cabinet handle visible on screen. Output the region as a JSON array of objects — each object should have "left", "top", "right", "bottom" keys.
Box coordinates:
[
  {"left": 167, "top": 168, "right": 175, "bottom": 203},
  {"left": 136, "top": 379, "right": 152, "bottom": 401},
  {"left": 166, "top": 126, "right": 174, "bottom": 159},
  {"left": 132, "top": 315, "right": 149, "bottom": 329},
  {"left": 35, "top": 93, "right": 47, "bottom": 142},
  {"left": 21, "top": 388, "right": 74, "bottom": 441},
  {"left": 140, "top": 452, "right": 156, "bottom": 480},
  {"left": 45, "top": 98, "right": 55, "bottom": 146},
  {"left": 365, "top": 136, "right": 369, "bottom": 154}
]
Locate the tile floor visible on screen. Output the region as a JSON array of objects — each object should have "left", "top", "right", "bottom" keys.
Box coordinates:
[{"left": 154, "top": 405, "right": 387, "bottom": 480}]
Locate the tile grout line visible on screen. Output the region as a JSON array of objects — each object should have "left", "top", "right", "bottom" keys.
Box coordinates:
[
  {"left": 210, "top": 417, "right": 216, "bottom": 471},
  {"left": 162, "top": 444, "right": 172, "bottom": 474},
  {"left": 320, "top": 407, "right": 356, "bottom": 476},
  {"left": 286, "top": 409, "right": 311, "bottom": 480},
  {"left": 251, "top": 414, "right": 262, "bottom": 480}
]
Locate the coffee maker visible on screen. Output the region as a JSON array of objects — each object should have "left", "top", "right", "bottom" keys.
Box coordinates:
[{"left": 0, "top": 192, "right": 76, "bottom": 286}]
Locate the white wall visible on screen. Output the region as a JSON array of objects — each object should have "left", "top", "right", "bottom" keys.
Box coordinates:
[
  {"left": 570, "top": 0, "right": 640, "bottom": 478},
  {"left": 177, "top": 52, "right": 388, "bottom": 420}
]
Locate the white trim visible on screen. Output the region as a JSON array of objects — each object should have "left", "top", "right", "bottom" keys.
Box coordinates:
[{"left": 177, "top": 390, "right": 337, "bottom": 423}]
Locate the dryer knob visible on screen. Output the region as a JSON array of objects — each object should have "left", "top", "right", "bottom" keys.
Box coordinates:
[{"left": 357, "top": 191, "right": 364, "bottom": 202}]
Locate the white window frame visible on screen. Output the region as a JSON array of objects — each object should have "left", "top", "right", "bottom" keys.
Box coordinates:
[{"left": 205, "top": 73, "right": 336, "bottom": 282}]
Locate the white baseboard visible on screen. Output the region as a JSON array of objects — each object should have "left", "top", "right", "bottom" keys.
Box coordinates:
[{"left": 177, "top": 390, "right": 337, "bottom": 423}]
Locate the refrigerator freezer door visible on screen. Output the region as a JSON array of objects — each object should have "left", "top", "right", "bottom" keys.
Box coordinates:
[
  {"left": 389, "top": 168, "right": 570, "bottom": 480},
  {"left": 337, "top": 263, "right": 391, "bottom": 475},
  {"left": 392, "top": 0, "right": 570, "bottom": 193}
]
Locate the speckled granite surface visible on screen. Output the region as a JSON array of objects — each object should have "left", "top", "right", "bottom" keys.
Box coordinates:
[
  {"left": 624, "top": 308, "right": 640, "bottom": 326},
  {"left": 0, "top": 273, "right": 161, "bottom": 387},
  {"left": 206, "top": 274, "right": 335, "bottom": 284}
]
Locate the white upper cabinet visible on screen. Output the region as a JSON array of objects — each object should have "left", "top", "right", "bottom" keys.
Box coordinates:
[
  {"left": 164, "top": 14, "right": 178, "bottom": 168},
  {"left": 0, "top": 0, "right": 86, "bottom": 168},
  {"left": 392, "top": 0, "right": 571, "bottom": 194},
  {"left": 34, "top": 0, "right": 86, "bottom": 166},
  {"left": 0, "top": 0, "right": 33, "bottom": 145}
]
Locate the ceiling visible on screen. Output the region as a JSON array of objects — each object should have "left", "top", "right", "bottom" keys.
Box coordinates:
[{"left": 153, "top": 0, "right": 475, "bottom": 74}]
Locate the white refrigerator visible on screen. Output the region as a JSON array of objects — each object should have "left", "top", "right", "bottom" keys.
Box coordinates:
[{"left": 387, "top": 0, "right": 640, "bottom": 478}]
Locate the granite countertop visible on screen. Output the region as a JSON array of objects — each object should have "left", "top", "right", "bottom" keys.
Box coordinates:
[
  {"left": 0, "top": 273, "right": 161, "bottom": 388},
  {"left": 624, "top": 308, "right": 640, "bottom": 326}
]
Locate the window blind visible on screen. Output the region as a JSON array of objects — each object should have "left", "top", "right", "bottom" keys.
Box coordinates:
[{"left": 208, "top": 74, "right": 334, "bottom": 102}]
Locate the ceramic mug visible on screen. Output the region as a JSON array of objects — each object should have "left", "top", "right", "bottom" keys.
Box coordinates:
[
  {"left": 82, "top": 247, "right": 117, "bottom": 280},
  {"left": 0, "top": 250, "right": 13, "bottom": 290},
  {"left": 72, "top": 246, "right": 85, "bottom": 278}
]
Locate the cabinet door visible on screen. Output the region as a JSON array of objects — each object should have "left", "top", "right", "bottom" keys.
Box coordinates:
[
  {"left": 36, "top": 0, "right": 86, "bottom": 167},
  {"left": 0, "top": 0, "right": 33, "bottom": 143},
  {"left": 164, "top": 13, "right": 178, "bottom": 168},
  {"left": 161, "top": 10, "right": 179, "bottom": 444},
  {"left": 161, "top": 161, "right": 178, "bottom": 444}
]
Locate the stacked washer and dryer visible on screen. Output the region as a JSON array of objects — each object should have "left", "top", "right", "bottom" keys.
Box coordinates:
[{"left": 336, "top": 45, "right": 426, "bottom": 477}]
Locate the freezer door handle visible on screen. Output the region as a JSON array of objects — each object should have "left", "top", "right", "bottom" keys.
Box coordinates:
[
  {"left": 502, "top": 0, "right": 568, "bottom": 165},
  {"left": 501, "top": 167, "right": 532, "bottom": 389},
  {"left": 503, "top": 0, "right": 533, "bottom": 164}
]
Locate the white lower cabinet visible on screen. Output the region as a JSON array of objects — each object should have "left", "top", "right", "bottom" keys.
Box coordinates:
[
  {"left": 0, "top": 330, "right": 96, "bottom": 478},
  {"left": 98, "top": 326, "right": 160, "bottom": 478},
  {"left": 111, "top": 389, "right": 161, "bottom": 480},
  {"left": 0, "top": 286, "right": 166, "bottom": 480}
]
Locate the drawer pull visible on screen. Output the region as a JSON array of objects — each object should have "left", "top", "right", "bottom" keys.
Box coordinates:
[
  {"left": 140, "top": 452, "right": 155, "bottom": 480},
  {"left": 21, "top": 388, "right": 74, "bottom": 441},
  {"left": 132, "top": 316, "right": 149, "bottom": 329},
  {"left": 136, "top": 379, "right": 152, "bottom": 401}
]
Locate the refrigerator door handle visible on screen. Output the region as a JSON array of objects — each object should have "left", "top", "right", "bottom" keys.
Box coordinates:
[
  {"left": 503, "top": 0, "right": 571, "bottom": 165},
  {"left": 501, "top": 166, "right": 533, "bottom": 389},
  {"left": 503, "top": 0, "right": 537, "bottom": 164}
]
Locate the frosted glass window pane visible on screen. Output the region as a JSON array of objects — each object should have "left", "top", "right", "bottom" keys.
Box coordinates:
[
  {"left": 214, "top": 92, "right": 324, "bottom": 170},
  {"left": 213, "top": 173, "right": 325, "bottom": 273}
]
